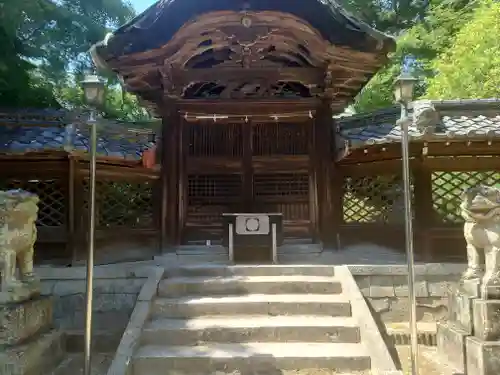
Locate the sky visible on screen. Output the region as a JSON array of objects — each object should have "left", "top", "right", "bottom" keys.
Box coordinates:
[{"left": 130, "top": 0, "right": 156, "bottom": 14}]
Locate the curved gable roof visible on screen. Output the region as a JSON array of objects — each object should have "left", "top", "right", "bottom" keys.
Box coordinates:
[{"left": 94, "top": 0, "right": 395, "bottom": 62}]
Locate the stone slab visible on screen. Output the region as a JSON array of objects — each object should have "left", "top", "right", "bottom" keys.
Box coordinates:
[
  {"left": 163, "top": 264, "right": 336, "bottom": 278},
  {"left": 460, "top": 278, "right": 481, "bottom": 298},
  {"left": 158, "top": 275, "right": 342, "bottom": 297},
  {"left": 0, "top": 329, "right": 64, "bottom": 375},
  {"left": 448, "top": 288, "right": 477, "bottom": 333},
  {"left": 472, "top": 299, "right": 500, "bottom": 341},
  {"left": 437, "top": 321, "right": 469, "bottom": 373},
  {"left": 335, "top": 265, "right": 401, "bottom": 374},
  {"left": 142, "top": 315, "right": 360, "bottom": 345},
  {"left": 0, "top": 282, "right": 41, "bottom": 304},
  {"left": 152, "top": 294, "right": 352, "bottom": 318},
  {"left": 133, "top": 342, "right": 371, "bottom": 375},
  {"left": 466, "top": 336, "right": 500, "bottom": 375},
  {"left": 0, "top": 296, "right": 52, "bottom": 346}
]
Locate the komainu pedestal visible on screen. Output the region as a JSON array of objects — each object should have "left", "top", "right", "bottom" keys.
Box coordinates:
[
  {"left": 0, "top": 190, "right": 63, "bottom": 375},
  {"left": 437, "top": 185, "right": 500, "bottom": 375}
]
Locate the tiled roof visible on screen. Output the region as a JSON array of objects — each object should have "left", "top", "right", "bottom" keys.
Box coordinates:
[
  {"left": 337, "top": 99, "right": 500, "bottom": 150},
  {"left": 0, "top": 109, "right": 157, "bottom": 160}
]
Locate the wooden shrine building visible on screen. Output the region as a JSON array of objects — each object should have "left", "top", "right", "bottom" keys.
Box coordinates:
[{"left": 91, "top": 0, "right": 396, "bottom": 247}]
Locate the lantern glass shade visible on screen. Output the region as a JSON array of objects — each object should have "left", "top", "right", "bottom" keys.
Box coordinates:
[
  {"left": 81, "top": 74, "right": 105, "bottom": 107},
  {"left": 394, "top": 72, "right": 417, "bottom": 103}
]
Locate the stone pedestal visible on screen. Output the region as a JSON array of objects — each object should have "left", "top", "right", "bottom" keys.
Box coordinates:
[
  {"left": 437, "top": 280, "right": 500, "bottom": 375},
  {"left": 437, "top": 280, "right": 480, "bottom": 373},
  {"left": 0, "top": 297, "right": 64, "bottom": 375}
]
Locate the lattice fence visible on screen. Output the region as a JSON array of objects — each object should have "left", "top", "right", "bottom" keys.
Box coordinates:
[
  {"left": 342, "top": 175, "right": 413, "bottom": 224},
  {"left": 0, "top": 179, "right": 66, "bottom": 227},
  {"left": 432, "top": 171, "right": 500, "bottom": 223},
  {"left": 82, "top": 180, "right": 154, "bottom": 229}
]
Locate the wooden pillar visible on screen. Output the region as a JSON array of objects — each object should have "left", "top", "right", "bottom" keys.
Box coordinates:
[
  {"left": 308, "top": 118, "right": 319, "bottom": 242},
  {"left": 331, "top": 162, "right": 344, "bottom": 249},
  {"left": 160, "top": 104, "right": 181, "bottom": 248},
  {"left": 314, "top": 100, "right": 335, "bottom": 244},
  {"left": 177, "top": 116, "right": 186, "bottom": 245},
  {"left": 68, "top": 156, "right": 76, "bottom": 263},
  {"left": 413, "top": 153, "right": 433, "bottom": 261},
  {"left": 242, "top": 120, "right": 253, "bottom": 212}
]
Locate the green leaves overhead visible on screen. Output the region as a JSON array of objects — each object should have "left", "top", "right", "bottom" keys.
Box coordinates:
[
  {"left": 425, "top": 0, "right": 500, "bottom": 99},
  {"left": 0, "top": 0, "right": 134, "bottom": 110},
  {"left": 1, "top": 0, "right": 498, "bottom": 117},
  {"left": 352, "top": 0, "right": 488, "bottom": 112}
]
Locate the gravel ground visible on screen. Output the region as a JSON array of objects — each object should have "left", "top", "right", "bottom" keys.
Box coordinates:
[{"left": 396, "top": 345, "right": 460, "bottom": 375}]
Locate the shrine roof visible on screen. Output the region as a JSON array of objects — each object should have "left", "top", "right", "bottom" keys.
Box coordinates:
[
  {"left": 337, "top": 99, "right": 500, "bottom": 150},
  {"left": 90, "top": 1, "right": 395, "bottom": 111},
  {"left": 0, "top": 109, "right": 156, "bottom": 161},
  {"left": 94, "top": 0, "right": 394, "bottom": 61}
]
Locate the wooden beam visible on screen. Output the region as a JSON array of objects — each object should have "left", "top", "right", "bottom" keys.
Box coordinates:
[
  {"left": 425, "top": 156, "right": 500, "bottom": 171},
  {"left": 177, "top": 98, "right": 325, "bottom": 115},
  {"left": 171, "top": 67, "right": 326, "bottom": 87}
]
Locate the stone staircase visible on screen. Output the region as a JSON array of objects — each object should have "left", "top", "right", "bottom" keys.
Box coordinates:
[{"left": 130, "top": 265, "right": 375, "bottom": 375}]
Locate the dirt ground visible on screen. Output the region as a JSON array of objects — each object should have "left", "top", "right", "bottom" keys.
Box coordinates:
[{"left": 51, "top": 354, "right": 113, "bottom": 375}]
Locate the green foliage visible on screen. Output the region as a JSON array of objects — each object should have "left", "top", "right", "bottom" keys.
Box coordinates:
[
  {"left": 56, "top": 80, "right": 152, "bottom": 122},
  {"left": 425, "top": 0, "right": 500, "bottom": 99},
  {"left": 340, "top": 0, "right": 430, "bottom": 33},
  {"left": 353, "top": 0, "right": 478, "bottom": 112},
  {"left": 0, "top": 0, "right": 135, "bottom": 111}
]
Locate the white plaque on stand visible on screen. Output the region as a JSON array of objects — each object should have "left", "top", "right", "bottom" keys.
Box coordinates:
[{"left": 235, "top": 214, "right": 270, "bottom": 235}]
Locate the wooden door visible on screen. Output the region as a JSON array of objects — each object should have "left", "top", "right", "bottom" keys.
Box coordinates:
[{"left": 182, "top": 120, "right": 314, "bottom": 242}]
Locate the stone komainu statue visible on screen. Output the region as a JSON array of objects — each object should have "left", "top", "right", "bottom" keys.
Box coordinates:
[
  {"left": 460, "top": 185, "right": 500, "bottom": 298},
  {"left": 0, "top": 189, "right": 40, "bottom": 302}
]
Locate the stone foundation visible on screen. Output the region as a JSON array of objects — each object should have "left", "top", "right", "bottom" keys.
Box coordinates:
[
  {"left": 0, "top": 297, "right": 63, "bottom": 375},
  {"left": 437, "top": 278, "right": 500, "bottom": 375}
]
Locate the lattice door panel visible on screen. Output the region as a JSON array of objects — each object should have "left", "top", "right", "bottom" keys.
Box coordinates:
[
  {"left": 82, "top": 180, "right": 154, "bottom": 228},
  {"left": 253, "top": 173, "right": 310, "bottom": 222},
  {"left": 342, "top": 175, "right": 414, "bottom": 224},
  {"left": 187, "top": 174, "right": 243, "bottom": 223},
  {"left": 252, "top": 122, "right": 310, "bottom": 156},
  {"left": 185, "top": 122, "right": 243, "bottom": 157},
  {"left": 254, "top": 173, "right": 309, "bottom": 198},
  {"left": 0, "top": 179, "right": 66, "bottom": 227},
  {"left": 432, "top": 171, "right": 500, "bottom": 223}
]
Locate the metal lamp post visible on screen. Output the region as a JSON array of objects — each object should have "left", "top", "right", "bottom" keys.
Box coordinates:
[
  {"left": 394, "top": 71, "right": 419, "bottom": 375},
  {"left": 81, "top": 72, "right": 105, "bottom": 375}
]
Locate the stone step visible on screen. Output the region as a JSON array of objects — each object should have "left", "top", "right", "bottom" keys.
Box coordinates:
[
  {"left": 163, "top": 264, "right": 335, "bottom": 277},
  {"left": 158, "top": 275, "right": 342, "bottom": 297},
  {"left": 0, "top": 330, "right": 64, "bottom": 375},
  {"left": 152, "top": 294, "right": 352, "bottom": 318},
  {"left": 142, "top": 315, "right": 360, "bottom": 345},
  {"left": 133, "top": 342, "right": 370, "bottom": 375}
]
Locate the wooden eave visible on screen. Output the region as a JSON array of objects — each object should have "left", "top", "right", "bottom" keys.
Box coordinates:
[{"left": 94, "top": 10, "right": 393, "bottom": 112}]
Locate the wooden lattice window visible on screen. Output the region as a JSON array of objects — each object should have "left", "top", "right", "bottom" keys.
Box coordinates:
[
  {"left": 187, "top": 174, "right": 243, "bottom": 223},
  {"left": 342, "top": 175, "right": 413, "bottom": 224},
  {"left": 0, "top": 179, "right": 65, "bottom": 227},
  {"left": 83, "top": 180, "right": 154, "bottom": 229},
  {"left": 252, "top": 123, "right": 310, "bottom": 156},
  {"left": 186, "top": 123, "right": 242, "bottom": 157},
  {"left": 432, "top": 171, "right": 500, "bottom": 223},
  {"left": 253, "top": 173, "right": 309, "bottom": 221},
  {"left": 254, "top": 173, "right": 309, "bottom": 197}
]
